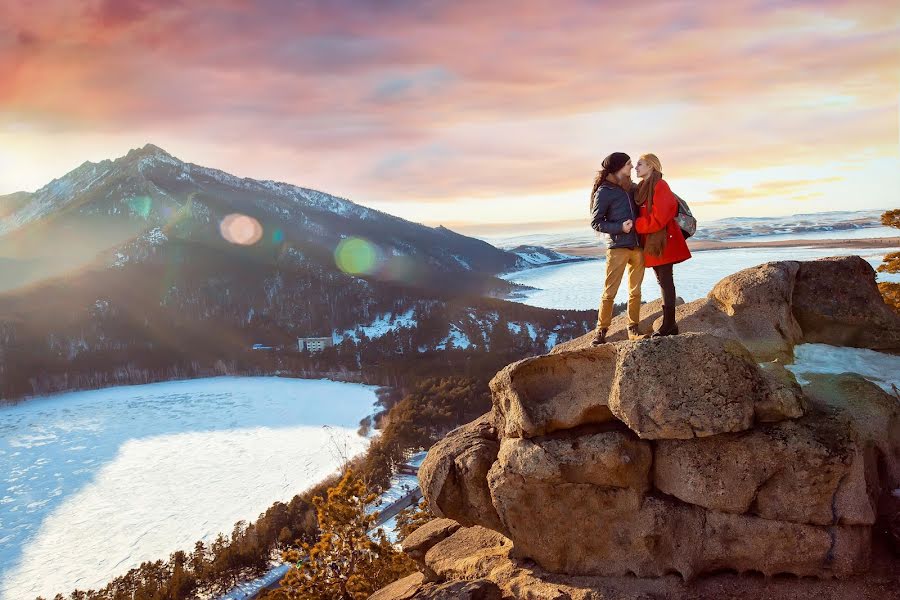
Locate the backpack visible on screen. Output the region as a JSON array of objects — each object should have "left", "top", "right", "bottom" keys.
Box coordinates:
[{"left": 672, "top": 193, "right": 696, "bottom": 239}]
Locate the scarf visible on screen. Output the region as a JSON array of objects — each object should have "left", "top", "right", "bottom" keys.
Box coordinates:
[{"left": 635, "top": 174, "right": 668, "bottom": 258}]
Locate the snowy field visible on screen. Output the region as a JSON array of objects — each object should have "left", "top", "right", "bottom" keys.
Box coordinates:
[
  {"left": 0, "top": 377, "right": 378, "bottom": 600},
  {"left": 501, "top": 246, "right": 900, "bottom": 310}
]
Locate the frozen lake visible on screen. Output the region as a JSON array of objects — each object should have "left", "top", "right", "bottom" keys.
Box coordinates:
[
  {"left": 502, "top": 246, "right": 900, "bottom": 310},
  {"left": 0, "top": 376, "right": 378, "bottom": 600}
]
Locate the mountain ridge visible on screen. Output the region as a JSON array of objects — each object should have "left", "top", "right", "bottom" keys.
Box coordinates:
[{"left": 0, "top": 143, "right": 580, "bottom": 295}]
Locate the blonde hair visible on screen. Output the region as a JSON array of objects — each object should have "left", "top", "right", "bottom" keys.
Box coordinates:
[{"left": 639, "top": 153, "right": 663, "bottom": 176}]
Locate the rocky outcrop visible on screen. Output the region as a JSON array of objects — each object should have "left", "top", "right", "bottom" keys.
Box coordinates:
[
  {"left": 793, "top": 256, "right": 900, "bottom": 351},
  {"left": 370, "top": 572, "right": 502, "bottom": 600},
  {"left": 372, "top": 257, "right": 900, "bottom": 599},
  {"left": 401, "top": 518, "right": 461, "bottom": 580},
  {"left": 373, "top": 520, "right": 897, "bottom": 600},
  {"left": 493, "top": 333, "right": 805, "bottom": 440},
  {"left": 552, "top": 256, "right": 900, "bottom": 361}
]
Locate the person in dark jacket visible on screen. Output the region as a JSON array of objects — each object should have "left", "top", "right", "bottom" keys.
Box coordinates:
[
  {"left": 588, "top": 152, "right": 645, "bottom": 345},
  {"left": 634, "top": 153, "right": 692, "bottom": 336}
]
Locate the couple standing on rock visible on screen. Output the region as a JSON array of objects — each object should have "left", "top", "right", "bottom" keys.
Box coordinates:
[{"left": 589, "top": 152, "right": 692, "bottom": 345}]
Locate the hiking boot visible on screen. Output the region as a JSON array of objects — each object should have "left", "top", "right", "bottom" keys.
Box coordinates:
[
  {"left": 590, "top": 327, "right": 608, "bottom": 346},
  {"left": 627, "top": 325, "right": 647, "bottom": 340},
  {"left": 650, "top": 323, "right": 679, "bottom": 338}
]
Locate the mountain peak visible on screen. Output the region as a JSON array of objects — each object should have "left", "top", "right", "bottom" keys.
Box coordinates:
[{"left": 123, "top": 143, "right": 177, "bottom": 162}]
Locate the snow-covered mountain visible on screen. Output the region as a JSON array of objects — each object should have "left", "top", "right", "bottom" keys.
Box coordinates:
[
  {"left": 0, "top": 144, "right": 533, "bottom": 291},
  {"left": 506, "top": 245, "right": 585, "bottom": 268}
]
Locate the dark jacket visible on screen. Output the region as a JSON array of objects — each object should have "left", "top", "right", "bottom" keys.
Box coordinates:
[{"left": 590, "top": 181, "right": 640, "bottom": 249}]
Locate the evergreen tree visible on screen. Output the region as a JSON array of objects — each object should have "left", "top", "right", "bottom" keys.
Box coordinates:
[
  {"left": 878, "top": 209, "right": 900, "bottom": 312},
  {"left": 273, "top": 469, "right": 415, "bottom": 600},
  {"left": 393, "top": 498, "right": 435, "bottom": 542}
]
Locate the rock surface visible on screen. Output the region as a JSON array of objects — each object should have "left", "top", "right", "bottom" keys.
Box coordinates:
[
  {"left": 610, "top": 333, "right": 766, "bottom": 439},
  {"left": 803, "top": 373, "right": 900, "bottom": 490},
  {"left": 550, "top": 297, "right": 684, "bottom": 352},
  {"left": 372, "top": 521, "right": 898, "bottom": 600},
  {"left": 653, "top": 413, "right": 877, "bottom": 525},
  {"left": 401, "top": 518, "right": 461, "bottom": 580},
  {"left": 369, "top": 572, "right": 503, "bottom": 600}
]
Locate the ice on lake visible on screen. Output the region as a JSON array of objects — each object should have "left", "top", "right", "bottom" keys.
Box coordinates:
[
  {"left": 502, "top": 246, "right": 900, "bottom": 311},
  {"left": 788, "top": 344, "right": 900, "bottom": 393},
  {"left": 0, "top": 376, "right": 378, "bottom": 600}
]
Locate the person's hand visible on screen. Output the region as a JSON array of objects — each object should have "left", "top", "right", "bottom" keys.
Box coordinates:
[{"left": 622, "top": 219, "right": 633, "bottom": 233}]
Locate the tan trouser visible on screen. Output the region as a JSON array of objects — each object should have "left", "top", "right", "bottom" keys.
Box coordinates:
[{"left": 597, "top": 247, "right": 645, "bottom": 329}]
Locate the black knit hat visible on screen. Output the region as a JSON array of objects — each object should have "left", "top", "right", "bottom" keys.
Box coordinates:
[{"left": 602, "top": 152, "right": 630, "bottom": 174}]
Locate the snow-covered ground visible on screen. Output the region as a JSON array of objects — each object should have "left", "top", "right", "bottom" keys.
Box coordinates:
[
  {"left": 788, "top": 344, "right": 900, "bottom": 392},
  {"left": 218, "top": 563, "right": 291, "bottom": 600},
  {"left": 368, "top": 451, "right": 427, "bottom": 544},
  {"left": 501, "top": 246, "right": 900, "bottom": 310},
  {"left": 0, "top": 377, "right": 378, "bottom": 600},
  {"left": 339, "top": 309, "right": 417, "bottom": 341}
]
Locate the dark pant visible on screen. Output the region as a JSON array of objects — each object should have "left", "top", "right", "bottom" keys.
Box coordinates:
[{"left": 653, "top": 263, "right": 677, "bottom": 333}]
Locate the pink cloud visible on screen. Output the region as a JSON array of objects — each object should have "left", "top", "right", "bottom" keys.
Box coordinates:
[{"left": 1, "top": 0, "right": 897, "bottom": 218}]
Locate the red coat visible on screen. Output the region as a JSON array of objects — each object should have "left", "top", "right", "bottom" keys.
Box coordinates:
[{"left": 634, "top": 179, "right": 692, "bottom": 267}]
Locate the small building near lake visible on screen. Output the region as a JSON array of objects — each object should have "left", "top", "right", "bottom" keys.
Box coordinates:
[{"left": 297, "top": 336, "right": 334, "bottom": 352}]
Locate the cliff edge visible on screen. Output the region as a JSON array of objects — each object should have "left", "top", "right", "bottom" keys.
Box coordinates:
[{"left": 371, "top": 256, "right": 900, "bottom": 600}]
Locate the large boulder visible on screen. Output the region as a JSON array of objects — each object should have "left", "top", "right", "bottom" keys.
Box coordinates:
[
  {"left": 485, "top": 414, "right": 869, "bottom": 578},
  {"left": 418, "top": 413, "right": 506, "bottom": 532},
  {"left": 485, "top": 473, "right": 869, "bottom": 580},
  {"left": 660, "top": 262, "right": 802, "bottom": 362},
  {"left": 609, "top": 333, "right": 794, "bottom": 439},
  {"left": 705, "top": 261, "right": 804, "bottom": 361},
  {"left": 492, "top": 333, "right": 804, "bottom": 441},
  {"left": 654, "top": 413, "right": 878, "bottom": 526},
  {"left": 489, "top": 346, "right": 618, "bottom": 438},
  {"left": 792, "top": 256, "right": 900, "bottom": 351}
]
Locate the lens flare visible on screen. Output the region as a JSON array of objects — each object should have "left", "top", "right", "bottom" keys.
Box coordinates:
[
  {"left": 127, "top": 196, "right": 152, "bottom": 218},
  {"left": 334, "top": 237, "right": 380, "bottom": 275},
  {"left": 220, "top": 213, "right": 263, "bottom": 245}
]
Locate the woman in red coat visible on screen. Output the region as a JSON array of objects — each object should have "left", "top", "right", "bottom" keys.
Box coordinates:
[{"left": 633, "top": 153, "right": 691, "bottom": 336}]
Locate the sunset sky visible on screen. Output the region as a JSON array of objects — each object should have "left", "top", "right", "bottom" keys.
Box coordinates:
[{"left": 1, "top": 0, "right": 898, "bottom": 232}]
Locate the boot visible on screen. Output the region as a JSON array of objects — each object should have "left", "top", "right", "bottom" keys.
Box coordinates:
[
  {"left": 650, "top": 324, "right": 679, "bottom": 337},
  {"left": 627, "top": 325, "right": 647, "bottom": 340},
  {"left": 590, "top": 327, "right": 608, "bottom": 346},
  {"left": 651, "top": 304, "right": 678, "bottom": 337}
]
